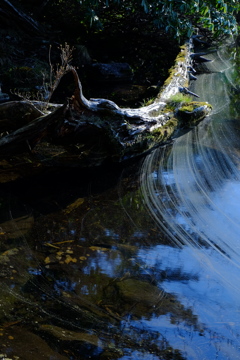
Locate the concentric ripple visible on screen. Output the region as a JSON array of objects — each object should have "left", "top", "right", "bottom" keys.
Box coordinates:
[{"left": 140, "top": 42, "right": 240, "bottom": 292}]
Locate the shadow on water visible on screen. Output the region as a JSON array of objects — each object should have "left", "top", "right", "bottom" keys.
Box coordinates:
[
  {"left": 0, "top": 162, "right": 192, "bottom": 359},
  {"left": 1, "top": 42, "right": 240, "bottom": 359}
]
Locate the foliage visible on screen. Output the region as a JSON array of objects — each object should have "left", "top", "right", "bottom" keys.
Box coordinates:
[
  {"left": 15, "top": 0, "right": 240, "bottom": 40},
  {"left": 75, "top": 0, "right": 240, "bottom": 39}
]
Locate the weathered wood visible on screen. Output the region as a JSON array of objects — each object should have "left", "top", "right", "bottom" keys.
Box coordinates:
[
  {"left": 0, "top": 41, "right": 213, "bottom": 179},
  {"left": 70, "top": 66, "right": 167, "bottom": 123},
  {"left": 0, "top": 103, "right": 67, "bottom": 153},
  {"left": 0, "top": 101, "right": 44, "bottom": 132}
]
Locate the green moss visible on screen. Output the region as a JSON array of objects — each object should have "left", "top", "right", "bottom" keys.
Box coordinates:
[
  {"left": 162, "top": 66, "right": 176, "bottom": 87},
  {"left": 162, "top": 63, "right": 182, "bottom": 88},
  {"left": 156, "top": 44, "right": 189, "bottom": 101},
  {"left": 169, "top": 93, "right": 192, "bottom": 103},
  {"left": 177, "top": 101, "right": 212, "bottom": 126},
  {"left": 175, "top": 45, "right": 188, "bottom": 61},
  {"left": 165, "top": 94, "right": 192, "bottom": 111},
  {"left": 140, "top": 96, "right": 155, "bottom": 107},
  {"left": 179, "top": 101, "right": 212, "bottom": 113},
  {"left": 149, "top": 117, "right": 178, "bottom": 142}
]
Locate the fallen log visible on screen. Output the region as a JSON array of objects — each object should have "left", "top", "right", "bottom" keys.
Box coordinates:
[
  {"left": 0, "top": 101, "right": 44, "bottom": 132},
  {"left": 0, "top": 40, "right": 212, "bottom": 181},
  {"left": 0, "top": 103, "right": 67, "bottom": 154},
  {"left": 70, "top": 66, "right": 173, "bottom": 123}
]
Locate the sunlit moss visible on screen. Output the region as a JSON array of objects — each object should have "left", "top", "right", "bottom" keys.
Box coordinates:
[
  {"left": 178, "top": 101, "right": 212, "bottom": 112},
  {"left": 156, "top": 44, "right": 189, "bottom": 101},
  {"left": 177, "top": 102, "right": 212, "bottom": 125},
  {"left": 147, "top": 117, "right": 178, "bottom": 143},
  {"left": 168, "top": 93, "right": 192, "bottom": 104}
]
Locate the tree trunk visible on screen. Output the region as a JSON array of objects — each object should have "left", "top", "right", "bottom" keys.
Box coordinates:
[
  {"left": 0, "top": 42, "right": 212, "bottom": 177},
  {"left": 0, "top": 103, "right": 67, "bottom": 154}
]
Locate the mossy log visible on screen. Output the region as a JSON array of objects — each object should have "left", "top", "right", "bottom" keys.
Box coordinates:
[
  {"left": 0, "top": 41, "right": 212, "bottom": 181},
  {"left": 0, "top": 103, "right": 67, "bottom": 154},
  {"left": 177, "top": 101, "right": 213, "bottom": 127}
]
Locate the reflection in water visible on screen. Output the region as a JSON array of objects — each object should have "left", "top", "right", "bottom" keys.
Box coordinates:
[
  {"left": 1, "top": 43, "right": 240, "bottom": 359},
  {"left": 140, "top": 43, "right": 240, "bottom": 358}
]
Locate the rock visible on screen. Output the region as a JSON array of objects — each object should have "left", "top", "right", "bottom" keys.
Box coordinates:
[
  {"left": 39, "top": 324, "right": 103, "bottom": 347},
  {"left": 116, "top": 278, "right": 164, "bottom": 306},
  {"left": 100, "top": 348, "right": 124, "bottom": 359},
  {"left": 88, "top": 62, "right": 133, "bottom": 83},
  {"left": 1, "top": 326, "right": 69, "bottom": 360},
  {"left": 114, "top": 278, "right": 182, "bottom": 319},
  {"left": 0, "top": 248, "right": 19, "bottom": 264},
  {"left": 0, "top": 215, "right": 34, "bottom": 239}
]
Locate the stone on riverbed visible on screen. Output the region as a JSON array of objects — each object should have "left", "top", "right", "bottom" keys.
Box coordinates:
[
  {"left": 1, "top": 327, "right": 69, "bottom": 360},
  {"left": 39, "top": 324, "right": 103, "bottom": 348},
  {"left": 116, "top": 278, "right": 164, "bottom": 306}
]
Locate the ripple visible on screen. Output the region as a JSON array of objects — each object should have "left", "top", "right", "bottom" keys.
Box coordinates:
[
  {"left": 140, "top": 43, "right": 240, "bottom": 292},
  {"left": 140, "top": 43, "right": 240, "bottom": 359}
]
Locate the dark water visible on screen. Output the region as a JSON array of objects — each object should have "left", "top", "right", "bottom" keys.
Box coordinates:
[{"left": 1, "top": 42, "right": 240, "bottom": 359}]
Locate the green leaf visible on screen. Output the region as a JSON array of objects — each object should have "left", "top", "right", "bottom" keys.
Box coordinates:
[{"left": 201, "top": 6, "right": 210, "bottom": 16}]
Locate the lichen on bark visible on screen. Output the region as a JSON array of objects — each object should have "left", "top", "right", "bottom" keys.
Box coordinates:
[{"left": 0, "top": 40, "right": 212, "bottom": 181}]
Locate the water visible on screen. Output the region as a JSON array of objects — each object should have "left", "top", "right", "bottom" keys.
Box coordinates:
[
  {"left": 1, "top": 42, "right": 240, "bottom": 359},
  {"left": 140, "top": 42, "right": 240, "bottom": 359}
]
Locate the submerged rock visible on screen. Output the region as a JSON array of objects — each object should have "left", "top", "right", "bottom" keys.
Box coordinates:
[
  {"left": 1, "top": 326, "right": 69, "bottom": 360},
  {"left": 39, "top": 324, "right": 102, "bottom": 347},
  {"left": 116, "top": 278, "right": 164, "bottom": 306}
]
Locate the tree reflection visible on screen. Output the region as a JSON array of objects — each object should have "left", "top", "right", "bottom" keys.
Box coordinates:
[
  {"left": 0, "top": 173, "right": 204, "bottom": 359},
  {"left": 1, "top": 150, "right": 239, "bottom": 359}
]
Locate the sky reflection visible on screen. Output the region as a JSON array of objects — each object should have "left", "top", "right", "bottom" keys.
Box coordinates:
[
  {"left": 136, "top": 244, "right": 240, "bottom": 360},
  {"left": 2, "top": 42, "right": 240, "bottom": 360},
  {"left": 139, "top": 43, "right": 240, "bottom": 359}
]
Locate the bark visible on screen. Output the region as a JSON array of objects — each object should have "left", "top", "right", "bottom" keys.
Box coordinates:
[
  {"left": 0, "top": 41, "right": 212, "bottom": 177},
  {"left": 0, "top": 103, "right": 67, "bottom": 154},
  {"left": 0, "top": 101, "right": 44, "bottom": 132},
  {"left": 69, "top": 66, "right": 167, "bottom": 123}
]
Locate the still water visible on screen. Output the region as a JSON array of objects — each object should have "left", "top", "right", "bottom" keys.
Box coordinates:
[{"left": 0, "top": 43, "right": 240, "bottom": 359}]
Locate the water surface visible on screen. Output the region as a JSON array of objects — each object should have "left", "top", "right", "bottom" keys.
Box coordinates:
[{"left": 0, "top": 42, "right": 240, "bottom": 359}]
